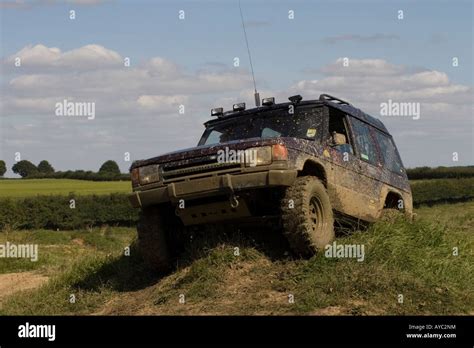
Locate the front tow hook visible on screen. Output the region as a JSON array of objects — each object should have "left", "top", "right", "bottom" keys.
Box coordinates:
[{"left": 230, "top": 195, "right": 240, "bottom": 209}]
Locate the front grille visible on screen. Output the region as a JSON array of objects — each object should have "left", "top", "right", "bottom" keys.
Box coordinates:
[
  {"left": 161, "top": 155, "right": 241, "bottom": 180},
  {"left": 161, "top": 154, "right": 217, "bottom": 171}
]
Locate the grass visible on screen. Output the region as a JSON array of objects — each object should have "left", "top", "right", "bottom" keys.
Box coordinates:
[
  {"left": 1, "top": 201, "right": 472, "bottom": 316},
  {"left": 0, "top": 227, "right": 135, "bottom": 276},
  {"left": 0, "top": 179, "right": 130, "bottom": 198}
]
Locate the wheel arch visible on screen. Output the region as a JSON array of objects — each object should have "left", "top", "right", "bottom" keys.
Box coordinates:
[
  {"left": 297, "top": 159, "right": 328, "bottom": 187},
  {"left": 379, "top": 186, "right": 411, "bottom": 214},
  {"left": 384, "top": 190, "right": 404, "bottom": 209}
]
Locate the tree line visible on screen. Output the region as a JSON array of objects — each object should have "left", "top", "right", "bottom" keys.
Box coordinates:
[
  {"left": 1, "top": 160, "right": 473, "bottom": 181},
  {"left": 405, "top": 166, "right": 474, "bottom": 180},
  {"left": 0, "top": 160, "right": 129, "bottom": 181}
]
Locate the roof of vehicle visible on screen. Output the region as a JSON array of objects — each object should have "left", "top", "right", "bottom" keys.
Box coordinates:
[{"left": 204, "top": 94, "right": 390, "bottom": 135}]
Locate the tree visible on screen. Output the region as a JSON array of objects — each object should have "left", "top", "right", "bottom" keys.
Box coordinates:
[
  {"left": 98, "top": 160, "right": 121, "bottom": 175},
  {"left": 12, "top": 160, "right": 38, "bottom": 178},
  {"left": 37, "top": 160, "right": 55, "bottom": 174},
  {"left": 0, "top": 160, "right": 6, "bottom": 177}
]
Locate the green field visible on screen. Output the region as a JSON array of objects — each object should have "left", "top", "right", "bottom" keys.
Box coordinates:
[
  {"left": 411, "top": 177, "right": 474, "bottom": 205},
  {"left": 2, "top": 177, "right": 473, "bottom": 209},
  {"left": 1, "top": 201, "right": 472, "bottom": 315},
  {"left": 0, "top": 179, "right": 130, "bottom": 198}
]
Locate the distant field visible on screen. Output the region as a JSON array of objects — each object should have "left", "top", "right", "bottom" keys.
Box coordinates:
[
  {"left": 0, "top": 179, "right": 130, "bottom": 198},
  {"left": 410, "top": 177, "right": 474, "bottom": 206}
]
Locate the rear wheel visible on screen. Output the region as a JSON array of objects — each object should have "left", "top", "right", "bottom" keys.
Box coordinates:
[{"left": 281, "top": 176, "right": 335, "bottom": 257}]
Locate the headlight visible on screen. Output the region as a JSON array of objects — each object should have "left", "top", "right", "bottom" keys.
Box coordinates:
[
  {"left": 139, "top": 164, "right": 161, "bottom": 185},
  {"left": 245, "top": 146, "right": 272, "bottom": 167}
]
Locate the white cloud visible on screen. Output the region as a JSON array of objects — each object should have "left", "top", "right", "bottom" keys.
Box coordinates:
[
  {"left": 60, "top": 44, "right": 122, "bottom": 68},
  {"left": 3, "top": 44, "right": 123, "bottom": 71},
  {"left": 145, "top": 57, "right": 181, "bottom": 78},
  {"left": 292, "top": 58, "right": 472, "bottom": 106},
  {"left": 137, "top": 95, "right": 189, "bottom": 112},
  {"left": 403, "top": 70, "right": 449, "bottom": 86},
  {"left": 1, "top": 44, "right": 253, "bottom": 117}
]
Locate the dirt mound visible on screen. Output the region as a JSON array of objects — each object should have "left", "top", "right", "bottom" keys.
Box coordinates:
[{"left": 94, "top": 257, "right": 291, "bottom": 315}]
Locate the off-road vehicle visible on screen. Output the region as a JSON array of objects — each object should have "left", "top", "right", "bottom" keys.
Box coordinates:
[{"left": 129, "top": 94, "right": 412, "bottom": 271}]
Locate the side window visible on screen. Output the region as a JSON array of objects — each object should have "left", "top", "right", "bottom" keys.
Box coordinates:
[
  {"left": 261, "top": 127, "right": 281, "bottom": 138},
  {"left": 202, "top": 130, "right": 222, "bottom": 145},
  {"left": 350, "top": 118, "right": 379, "bottom": 165},
  {"left": 327, "top": 108, "right": 354, "bottom": 155},
  {"left": 373, "top": 131, "right": 404, "bottom": 174}
]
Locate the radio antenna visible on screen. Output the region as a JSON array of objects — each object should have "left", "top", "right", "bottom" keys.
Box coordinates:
[{"left": 238, "top": 0, "right": 260, "bottom": 107}]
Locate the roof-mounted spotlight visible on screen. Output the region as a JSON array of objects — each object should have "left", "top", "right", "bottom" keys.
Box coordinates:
[
  {"left": 288, "top": 95, "right": 303, "bottom": 104},
  {"left": 211, "top": 107, "right": 224, "bottom": 117},
  {"left": 233, "top": 102, "right": 246, "bottom": 111},
  {"left": 262, "top": 97, "right": 275, "bottom": 106}
]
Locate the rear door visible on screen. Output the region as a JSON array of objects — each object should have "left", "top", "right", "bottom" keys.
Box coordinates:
[
  {"left": 372, "top": 130, "right": 411, "bottom": 193},
  {"left": 345, "top": 117, "right": 384, "bottom": 220}
]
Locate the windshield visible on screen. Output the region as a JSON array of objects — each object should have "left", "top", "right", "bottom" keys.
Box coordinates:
[{"left": 198, "top": 106, "right": 324, "bottom": 146}]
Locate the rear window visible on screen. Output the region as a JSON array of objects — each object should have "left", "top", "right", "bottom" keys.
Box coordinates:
[
  {"left": 350, "top": 118, "right": 379, "bottom": 165},
  {"left": 198, "top": 107, "right": 324, "bottom": 146},
  {"left": 373, "top": 131, "right": 404, "bottom": 174}
]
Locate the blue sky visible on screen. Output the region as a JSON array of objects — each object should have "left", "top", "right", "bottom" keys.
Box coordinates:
[{"left": 0, "top": 0, "right": 473, "bottom": 175}]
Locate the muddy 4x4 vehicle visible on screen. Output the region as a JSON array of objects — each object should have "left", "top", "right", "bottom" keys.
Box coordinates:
[{"left": 129, "top": 94, "right": 412, "bottom": 270}]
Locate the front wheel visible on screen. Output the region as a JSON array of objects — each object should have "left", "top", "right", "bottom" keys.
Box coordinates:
[
  {"left": 137, "top": 205, "right": 183, "bottom": 272},
  {"left": 281, "top": 176, "right": 335, "bottom": 257}
]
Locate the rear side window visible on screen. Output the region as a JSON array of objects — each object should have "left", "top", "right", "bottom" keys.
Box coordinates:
[
  {"left": 373, "top": 131, "right": 404, "bottom": 174},
  {"left": 350, "top": 118, "right": 379, "bottom": 165}
]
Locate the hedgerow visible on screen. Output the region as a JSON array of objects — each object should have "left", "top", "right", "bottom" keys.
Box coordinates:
[{"left": 0, "top": 194, "right": 138, "bottom": 230}]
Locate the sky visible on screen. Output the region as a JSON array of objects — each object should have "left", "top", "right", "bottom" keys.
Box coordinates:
[{"left": 0, "top": 0, "right": 473, "bottom": 176}]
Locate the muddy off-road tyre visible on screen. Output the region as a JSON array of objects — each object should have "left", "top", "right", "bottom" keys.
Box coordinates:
[
  {"left": 137, "top": 205, "right": 183, "bottom": 273},
  {"left": 281, "top": 176, "right": 335, "bottom": 257}
]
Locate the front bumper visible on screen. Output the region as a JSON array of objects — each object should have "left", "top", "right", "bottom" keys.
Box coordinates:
[{"left": 128, "top": 169, "right": 298, "bottom": 208}]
